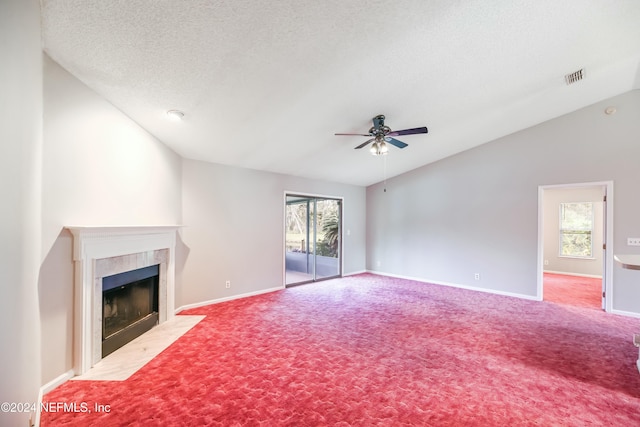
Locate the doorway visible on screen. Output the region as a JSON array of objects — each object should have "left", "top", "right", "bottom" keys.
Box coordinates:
[
  {"left": 538, "top": 181, "right": 613, "bottom": 311},
  {"left": 284, "top": 194, "right": 342, "bottom": 286}
]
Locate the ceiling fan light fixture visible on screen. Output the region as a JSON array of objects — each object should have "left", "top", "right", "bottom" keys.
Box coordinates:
[
  {"left": 370, "top": 138, "right": 388, "bottom": 156},
  {"left": 379, "top": 140, "right": 388, "bottom": 154}
]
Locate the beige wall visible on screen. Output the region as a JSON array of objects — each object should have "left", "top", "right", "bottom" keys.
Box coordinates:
[
  {"left": 543, "top": 186, "right": 604, "bottom": 277},
  {"left": 0, "top": 1, "right": 43, "bottom": 425},
  {"left": 367, "top": 89, "right": 640, "bottom": 315},
  {"left": 179, "top": 159, "right": 367, "bottom": 308},
  {"left": 40, "top": 55, "right": 183, "bottom": 385}
]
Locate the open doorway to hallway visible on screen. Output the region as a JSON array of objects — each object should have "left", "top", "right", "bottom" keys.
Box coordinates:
[{"left": 539, "top": 182, "right": 613, "bottom": 311}]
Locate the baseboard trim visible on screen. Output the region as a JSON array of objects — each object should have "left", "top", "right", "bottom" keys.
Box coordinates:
[
  {"left": 366, "top": 270, "right": 539, "bottom": 301},
  {"left": 344, "top": 270, "right": 367, "bottom": 276},
  {"left": 609, "top": 308, "right": 640, "bottom": 319},
  {"left": 543, "top": 270, "right": 602, "bottom": 279},
  {"left": 36, "top": 370, "right": 75, "bottom": 426},
  {"left": 175, "top": 286, "right": 284, "bottom": 314},
  {"left": 40, "top": 369, "right": 74, "bottom": 395}
]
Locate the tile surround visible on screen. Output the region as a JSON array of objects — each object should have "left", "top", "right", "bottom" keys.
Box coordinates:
[{"left": 67, "top": 226, "right": 180, "bottom": 376}]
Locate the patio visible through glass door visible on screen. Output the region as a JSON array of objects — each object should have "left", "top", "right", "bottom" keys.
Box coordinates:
[{"left": 285, "top": 195, "right": 341, "bottom": 286}]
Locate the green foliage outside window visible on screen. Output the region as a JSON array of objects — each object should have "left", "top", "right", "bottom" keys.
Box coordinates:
[
  {"left": 286, "top": 198, "right": 340, "bottom": 258},
  {"left": 317, "top": 212, "right": 339, "bottom": 257},
  {"left": 559, "top": 202, "right": 593, "bottom": 257}
]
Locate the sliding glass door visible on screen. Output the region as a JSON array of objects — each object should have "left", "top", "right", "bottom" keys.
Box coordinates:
[{"left": 285, "top": 195, "right": 341, "bottom": 286}]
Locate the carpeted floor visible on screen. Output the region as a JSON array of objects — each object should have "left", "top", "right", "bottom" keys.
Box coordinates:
[
  {"left": 41, "top": 273, "right": 640, "bottom": 426},
  {"left": 543, "top": 272, "right": 602, "bottom": 309}
]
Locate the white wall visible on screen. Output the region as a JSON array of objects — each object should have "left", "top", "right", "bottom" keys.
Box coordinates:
[
  {"left": 179, "top": 159, "right": 366, "bottom": 307},
  {"left": 543, "top": 186, "right": 604, "bottom": 277},
  {"left": 39, "top": 55, "right": 183, "bottom": 385},
  {"left": 367, "top": 90, "right": 640, "bottom": 314},
  {"left": 0, "top": 1, "right": 43, "bottom": 425},
  {"left": 41, "top": 55, "right": 183, "bottom": 251},
  {"left": 37, "top": 53, "right": 366, "bottom": 390}
]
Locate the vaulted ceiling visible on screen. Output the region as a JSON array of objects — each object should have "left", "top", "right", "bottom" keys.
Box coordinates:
[{"left": 41, "top": 1, "right": 640, "bottom": 186}]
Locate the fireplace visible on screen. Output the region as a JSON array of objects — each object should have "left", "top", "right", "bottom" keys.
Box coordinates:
[
  {"left": 102, "top": 264, "right": 160, "bottom": 357},
  {"left": 68, "top": 226, "right": 180, "bottom": 375}
]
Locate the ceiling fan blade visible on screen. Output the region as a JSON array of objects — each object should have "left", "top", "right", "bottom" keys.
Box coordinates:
[
  {"left": 372, "top": 115, "right": 385, "bottom": 130},
  {"left": 387, "top": 126, "right": 428, "bottom": 137},
  {"left": 385, "top": 137, "right": 408, "bottom": 149},
  {"left": 354, "top": 138, "right": 375, "bottom": 149},
  {"left": 335, "top": 132, "right": 373, "bottom": 137}
]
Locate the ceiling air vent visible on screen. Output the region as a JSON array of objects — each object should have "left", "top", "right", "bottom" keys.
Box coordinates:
[{"left": 565, "top": 68, "right": 584, "bottom": 85}]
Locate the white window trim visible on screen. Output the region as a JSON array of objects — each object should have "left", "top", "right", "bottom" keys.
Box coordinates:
[{"left": 558, "top": 201, "right": 594, "bottom": 258}]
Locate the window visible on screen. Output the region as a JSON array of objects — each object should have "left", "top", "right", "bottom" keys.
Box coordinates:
[{"left": 559, "top": 202, "right": 593, "bottom": 257}]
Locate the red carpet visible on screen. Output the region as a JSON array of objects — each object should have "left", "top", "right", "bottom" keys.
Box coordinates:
[
  {"left": 42, "top": 273, "right": 640, "bottom": 426},
  {"left": 544, "top": 272, "right": 602, "bottom": 309}
]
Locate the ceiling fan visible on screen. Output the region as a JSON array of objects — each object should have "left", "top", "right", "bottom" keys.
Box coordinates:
[{"left": 335, "top": 114, "right": 428, "bottom": 155}]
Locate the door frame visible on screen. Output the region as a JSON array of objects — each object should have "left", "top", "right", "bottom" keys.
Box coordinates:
[
  {"left": 537, "top": 181, "right": 613, "bottom": 311},
  {"left": 283, "top": 191, "right": 344, "bottom": 286}
]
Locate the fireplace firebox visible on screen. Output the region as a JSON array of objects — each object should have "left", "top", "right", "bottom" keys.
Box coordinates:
[{"left": 102, "top": 264, "right": 159, "bottom": 357}]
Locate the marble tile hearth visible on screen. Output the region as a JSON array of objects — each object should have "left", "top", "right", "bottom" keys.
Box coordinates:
[{"left": 72, "top": 315, "right": 205, "bottom": 381}]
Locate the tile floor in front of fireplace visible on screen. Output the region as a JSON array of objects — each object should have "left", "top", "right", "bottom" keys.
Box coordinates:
[{"left": 71, "top": 315, "right": 205, "bottom": 381}]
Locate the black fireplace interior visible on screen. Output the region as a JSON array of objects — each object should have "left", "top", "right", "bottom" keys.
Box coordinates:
[{"left": 102, "top": 264, "right": 159, "bottom": 358}]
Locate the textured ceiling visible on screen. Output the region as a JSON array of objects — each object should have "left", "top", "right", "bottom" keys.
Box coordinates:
[{"left": 41, "top": 0, "right": 640, "bottom": 186}]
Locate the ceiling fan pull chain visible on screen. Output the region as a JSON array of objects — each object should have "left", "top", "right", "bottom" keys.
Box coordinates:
[{"left": 383, "top": 155, "right": 387, "bottom": 193}]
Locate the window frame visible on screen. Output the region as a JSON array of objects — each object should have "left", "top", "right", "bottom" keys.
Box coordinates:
[{"left": 558, "top": 202, "right": 594, "bottom": 259}]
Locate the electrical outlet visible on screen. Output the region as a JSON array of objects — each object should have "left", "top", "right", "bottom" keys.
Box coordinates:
[
  {"left": 544, "top": 260, "right": 549, "bottom": 266},
  {"left": 474, "top": 273, "right": 480, "bottom": 280},
  {"left": 628, "top": 238, "right": 640, "bottom": 246},
  {"left": 225, "top": 280, "right": 231, "bottom": 289}
]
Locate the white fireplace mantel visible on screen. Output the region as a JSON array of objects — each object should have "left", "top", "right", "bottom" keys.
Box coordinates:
[{"left": 67, "top": 225, "right": 181, "bottom": 375}]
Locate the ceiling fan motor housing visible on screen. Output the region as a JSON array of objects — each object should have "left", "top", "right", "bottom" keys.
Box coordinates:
[{"left": 369, "top": 126, "right": 391, "bottom": 135}]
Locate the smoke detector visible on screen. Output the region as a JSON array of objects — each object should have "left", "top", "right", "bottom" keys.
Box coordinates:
[{"left": 166, "top": 110, "right": 185, "bottom": 121}]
